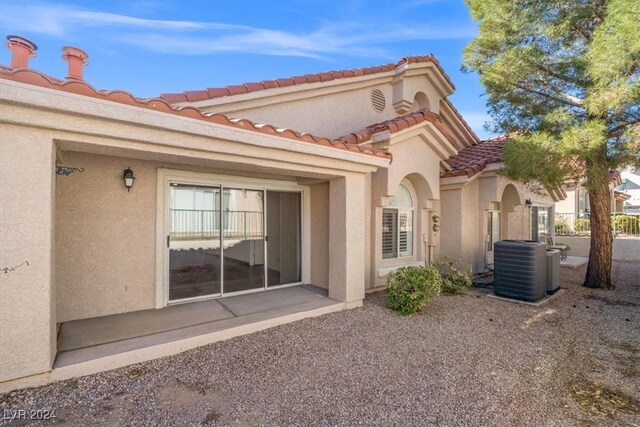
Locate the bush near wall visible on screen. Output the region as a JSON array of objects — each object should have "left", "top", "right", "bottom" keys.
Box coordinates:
[
  {"left": 386, "top": 266, "right": 442, "bottom": 315},
  {"left": 555, "top": 217, "right": 570, "bottom": 235},
  {"left": 574, "top": 218, "right": 591, "bottom": 234},
  {"left": 432, "top": 255, "right": 472, "bottom": 294}
]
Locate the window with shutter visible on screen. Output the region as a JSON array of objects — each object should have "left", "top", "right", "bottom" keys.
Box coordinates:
[
  {"left": 382, "top": 183, "right": 414, "bottom": 259},
  {"left": 382, "top": 209, "right": 398, "bottom": 258}
]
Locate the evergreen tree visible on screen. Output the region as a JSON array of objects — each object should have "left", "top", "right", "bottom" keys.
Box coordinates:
[{"left": 464, "top": 0, "right": 640, "bottom": 288}]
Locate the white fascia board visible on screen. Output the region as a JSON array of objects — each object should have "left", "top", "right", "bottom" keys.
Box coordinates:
[{"left": 0, "top": 79, "right": 389, "bottom": 169}]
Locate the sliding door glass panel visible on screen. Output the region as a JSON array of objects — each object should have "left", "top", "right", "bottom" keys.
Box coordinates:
[
  {"left": 266, "top": 191, "right": 301, "bottom": 287},
  {"left": 222, "top": 188, "right": 265, "bottom": 293},
  {"left": 169, "top": 184, "right": 221, "bottom": 300}
]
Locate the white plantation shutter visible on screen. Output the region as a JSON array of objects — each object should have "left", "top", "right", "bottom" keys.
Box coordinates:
[
  {"left": 382, "top": 183, "right": 414, "bottom": 259},
  {"left": 382, "top": 209, "right": 398, "bottom": 258},
  {"left": 398, "top": 210, "right": 413, "bottom": 257}
]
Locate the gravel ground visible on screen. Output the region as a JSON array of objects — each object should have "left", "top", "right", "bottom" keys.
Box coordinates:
[{"left": 1, "top": 261, "right": 639, "bottom": 426}]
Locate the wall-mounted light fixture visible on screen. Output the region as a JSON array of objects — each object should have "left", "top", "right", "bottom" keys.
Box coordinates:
[
  {"left": 123, "top": 167, "right": 135, "bottom": 192},
  {"left": 525, "top": 198, "right": 532, "bottom": 208}
]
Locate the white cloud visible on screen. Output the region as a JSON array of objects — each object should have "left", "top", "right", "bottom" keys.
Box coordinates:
[{"left": 0, "top": 2, "right": 475, "bottom": 59}]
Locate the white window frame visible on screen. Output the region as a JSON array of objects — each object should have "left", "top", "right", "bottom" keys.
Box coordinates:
[{"left": 382, "top": 183, "right": 414, "bottom": 259}]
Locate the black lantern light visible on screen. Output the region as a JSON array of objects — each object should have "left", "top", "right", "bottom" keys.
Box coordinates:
[
  {"left": 525, "top": 198, "right": 532, "bottom": 208},
  {"left": 123, "top": 167, "right": 135, "bottom": 192}
]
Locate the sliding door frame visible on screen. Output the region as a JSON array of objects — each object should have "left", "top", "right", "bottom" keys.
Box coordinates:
[{"left": 155, "top": 168, "right": 309, "bottom": 308}]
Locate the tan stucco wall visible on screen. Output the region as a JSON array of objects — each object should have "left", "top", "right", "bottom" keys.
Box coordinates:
[
  {"left": 198, "top": 75, "right": 444, "bottom": 139},
  {"left": 309, "top": 182, "right": 329, "bottom": 289},
  {"left": 554, "top": 236, "right": 640, "bottom": 261},
  {"left": 56, "top": 151, "right": 336, "bottom": 321},
  {"left": 556, "top": 188, "right": 576, "bottom": 214},
  {"left": 368, "top": 134, "right": 442, "bottom": 288},
  {"left": 0, "top": 124, "right": 56, "bottom": 382},
  {"left": 1, "top": 79, "right": 386, "bottom": 384},
  {"left": 56, "top": 151, "right": 158, "bottom": 322},
  {"left": 441, "top": 174, "right": 556, "bottom": 273}
]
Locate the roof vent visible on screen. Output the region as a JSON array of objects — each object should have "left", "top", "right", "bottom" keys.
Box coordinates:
[
  {"left": 6, "top": 35, "right": 37, "bottom": 69},
  {"left": 62, "top": 46, "right": 89, "bottom": 80},
  {"left": 371, "top": 88, "right": 386, "bottom": 113}
]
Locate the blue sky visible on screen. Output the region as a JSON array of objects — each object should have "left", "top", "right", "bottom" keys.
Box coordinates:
[{"left": 0, "top": 0, "right": 494, "bottom": 138}]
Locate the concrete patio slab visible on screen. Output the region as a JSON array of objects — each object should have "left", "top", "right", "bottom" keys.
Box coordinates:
[
  {"left": 54, "top": 297, "right": 339, "bottom": 368},
  {"left": 54, "top": 285, "right": 338, "bottom": 370},
  {"left": 560, "top": 256, "right": 589, "bottom": 268},
  {"left": 58, "top": 299, "right": 234, "bottom": 352},
  {"left": 218, "top": 285, "right": 329, "bottom": 316}
]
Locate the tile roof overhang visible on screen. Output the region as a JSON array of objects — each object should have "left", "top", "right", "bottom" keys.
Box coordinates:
[
  {"left": 441, "top": 135, "right": 508, "bottom": 178},
  {"left": 440, "top": 135, "right": 568, "bottom": 202},
  {"left": 160, "top": 55, "right": 455, "bottom": 104},
  {"left": 335, "top": 109, "right": 462, "bottom": 152},
  {"left": 0, "top": 67, "right": 391, "bottom": 161}
]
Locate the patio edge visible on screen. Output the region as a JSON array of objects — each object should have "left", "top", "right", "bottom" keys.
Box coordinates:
[{"left": 0, "top": 300, "right": 351, "bottom": 393}]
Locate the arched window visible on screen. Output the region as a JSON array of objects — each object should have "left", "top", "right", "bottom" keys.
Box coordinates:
[{"left": 382, "top": 183, "right": 414, "bottom": 258}]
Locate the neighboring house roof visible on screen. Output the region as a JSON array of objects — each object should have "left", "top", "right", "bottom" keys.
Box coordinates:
[
  {"left": 160, "top": 55, "right": 453, "bottom": 104},
  {"left": 441, "top": 135, "right": 508, "bottom": 178},
  {"left": 334, "top": 109, "right": 461, "bottom": 150},
  {"left": 614, "top": 190, "right": 631, "bottom": 201},
  {"left": 0, "top": 67, "right": 391, "bottom": 160}
]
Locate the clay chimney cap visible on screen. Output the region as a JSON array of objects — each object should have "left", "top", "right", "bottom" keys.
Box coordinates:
[
  {"left": 62, "top": 46, "right": 89, "bottom": 65},
  {"left": 6, "top": 35, "right": 38, "bottom": 54}
]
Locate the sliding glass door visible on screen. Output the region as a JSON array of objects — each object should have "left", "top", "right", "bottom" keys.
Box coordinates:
[
  {"left": 169, "top": 184, "right": 222, "bottom": 300},
  {"left": 167, "top": 181, "right": 302, "bottom": 303},
  {"left": 221, "top": 188, "right": 265, "bottom": 293}
]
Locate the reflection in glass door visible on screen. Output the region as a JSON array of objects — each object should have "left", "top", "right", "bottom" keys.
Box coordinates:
[
  {"left": 266, "top": 191, "right": 301, "bottom": 287},
  {"left": 169, "top": 184, "right": 222, "bottom": 300},
  {"left": 222, "top": 188, "right": 265, "bottom": 294},
  {"left": 167, "top": 181, "right": 301, "bottom": 302}
]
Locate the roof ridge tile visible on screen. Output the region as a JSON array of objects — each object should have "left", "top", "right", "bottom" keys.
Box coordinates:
[{"left": 160, "top": 55, "right": 441, "bottom": 103}]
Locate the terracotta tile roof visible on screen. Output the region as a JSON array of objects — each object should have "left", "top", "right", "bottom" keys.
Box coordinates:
[
  {"left": 0, "top": 68, "right": 391, "bottom": 160},
  {"left": 335, "top": 109, "right": 461, "bottom": 150},
  {"left": 441, "top": 135, "right": 508, "bottom": 178},
  {"left": 161, "top": 55, "right": 452, "bottom": 103}
]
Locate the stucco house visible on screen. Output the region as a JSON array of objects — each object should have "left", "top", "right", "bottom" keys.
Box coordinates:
[
  {"left": 555, "top": 171, "right": 630, "bottom": 217},
  {"left": 0, "top": 35, "right": 564, "bottom": 389},
  {"left": 555, "top": 171, "right": 632, "bottom": 237},
  {"left": 616, "top": 167, "right": 640, "bottom": 213}
]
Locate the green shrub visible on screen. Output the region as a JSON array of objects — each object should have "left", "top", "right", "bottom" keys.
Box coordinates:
[
  {"left": 574, "top": 218, "right": 591, "bottom": 234},
  {"left": 432, "top": 255, "right": 472, "bottom": 294},
  {"left": 612, "top": 215, "right": 639, "bottom": 235},
  {"left": 555, "top": 217, "right": 570, "bottom": 235},
  {"left": 386, "top": 266, "right": 442, "bottom": 315}
]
